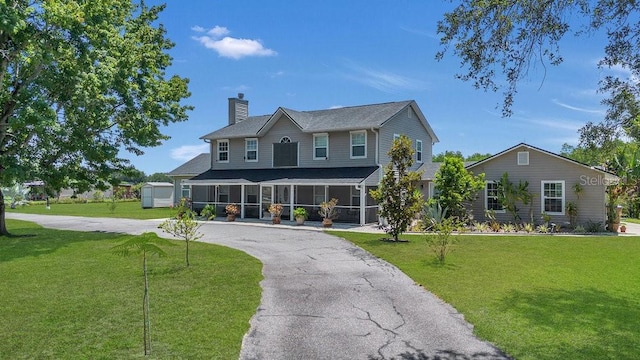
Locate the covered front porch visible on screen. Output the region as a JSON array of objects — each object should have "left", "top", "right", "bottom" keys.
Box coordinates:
[{"left": 181, "top": 167, "right": 380, "bottom": 225}]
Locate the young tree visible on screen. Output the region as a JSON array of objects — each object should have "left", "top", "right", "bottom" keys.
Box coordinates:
[
  {"left": 159, "top": 199, "right": 202, "bottom": 267},
  {"left": 370, "top": 135, "right": 423, "bottom": 241},
  {"left": 433, "top": 157, "right": 485, "bottom": 220},
  {"left": 0, "top": 1, "right": 192, "bottom": 235},
  {"left": 436, "top": 1, "right": 640, "bottom": 139},
  {"left": 112, "top": 232, "right": 174, "bottom": 356}
]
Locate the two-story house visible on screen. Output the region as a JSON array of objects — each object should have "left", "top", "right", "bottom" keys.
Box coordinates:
[{"left": 170, "top": 94, "right": 438, "bottom": 224}]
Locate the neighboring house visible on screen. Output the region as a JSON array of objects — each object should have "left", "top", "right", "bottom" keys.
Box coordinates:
[
  {"left": 176, "top": 93, "right": 439, "bottom": 224},
  {"left": 466, "top": 143, "right": 619, "bottom": 226}
]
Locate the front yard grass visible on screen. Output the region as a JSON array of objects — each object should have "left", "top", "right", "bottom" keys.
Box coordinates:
[
  {"left": 1, "top": 219, "right": 262, "bottom": 359},
  {"left": 7, "top": 200, "right": 173, "bottom": 219},
  {"left": 329, "top": 231, "right": 640, "bottom": 360}
]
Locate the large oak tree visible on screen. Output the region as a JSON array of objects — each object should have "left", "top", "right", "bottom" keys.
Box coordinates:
[
  {"left": 0, "top": 0, "right": 191, "bottom": 235},
  {"left": 437, "top": 0, "right": 640, "bottom": 147}
]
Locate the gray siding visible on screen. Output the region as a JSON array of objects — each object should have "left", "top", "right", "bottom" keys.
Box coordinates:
[
  {"left": 378, "top": 106, "right": 434, "bottom": 171},
  {"left": 469, "top": 145, "right": 607, "bottom": 225},
  {"left": 211, "top": 114, "right": 377, "bottom": 169}
]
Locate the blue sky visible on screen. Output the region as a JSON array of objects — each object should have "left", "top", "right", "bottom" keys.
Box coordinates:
[{"left": 132, "top": 0, "right": 620, "bottom": 175}]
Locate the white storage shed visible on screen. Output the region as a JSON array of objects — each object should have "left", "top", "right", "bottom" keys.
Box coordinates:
[{"left": 141, "top": 182, "right": 175, "bottom": 208}]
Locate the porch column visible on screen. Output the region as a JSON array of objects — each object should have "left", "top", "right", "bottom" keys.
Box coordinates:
[
  {"left": 240, "top": 185, "right": 245, "bottom": 219},
  {"left": 359, "top": 182, "right": 366, "bottom": 225},
  {"left": 290, "top": 184, "right": 295, "bottom": 221}
]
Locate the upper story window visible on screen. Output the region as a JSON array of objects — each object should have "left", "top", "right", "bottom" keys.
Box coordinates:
[
  {"left": 245, "top": 138, "right": 258, "bottom": 162},
  {"left": 217, "top": 139, "right": 229, "bottom": 163},
  {"left": 518, "top": 151, "right": 529, "bottom": 165},
  {"left": 542, "top": 181, "right": 565, "bottom": 215},
  {"left": 350, "top": 130, "right": 367, "bottom": 159},
  {"left": 313, "top": 133, "right": 328, "bottom": 160},
  {"left": 485, "top": 181, "right": 505, "bottom": 212},
  {"left": 393, "top": 134, "right": 400, "bottom": 141},
  {"left": 416, "top": 140, "right": 423, "bottom": 163}
]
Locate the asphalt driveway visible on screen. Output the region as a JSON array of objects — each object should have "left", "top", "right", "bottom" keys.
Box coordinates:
[{"left": 7, "top": 213, "right": 509, "bottom": 359}]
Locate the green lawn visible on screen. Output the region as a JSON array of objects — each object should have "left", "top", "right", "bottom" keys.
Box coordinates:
[
  {"left": 329, "top": 231, "right": 640, "bottom": 360},
  {"left": 7, "top": 200, "right": 174, "bottom": 219},
  {"left": 1, "top": 219, "right": 262, "bottom": 359}
]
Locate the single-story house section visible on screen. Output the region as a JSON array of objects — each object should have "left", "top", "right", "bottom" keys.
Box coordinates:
[
  {"left": 141, "top": 182, "right": 175, "bottom": 208},
  {"left": 467, "top": 143, "right": 619, "bottom": 226},
  {"left": 166, "top": 153, "right": 211, "bottom": 202}
]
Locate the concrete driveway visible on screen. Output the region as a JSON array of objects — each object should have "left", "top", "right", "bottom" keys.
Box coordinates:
[{"left": 6, "top": 213, "right": 509, "bottom": 360}]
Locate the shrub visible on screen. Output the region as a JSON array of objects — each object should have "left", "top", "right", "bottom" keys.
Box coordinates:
[
  {"left": 522, "top": 223, "right": 535, "bottom": 233},
  {"left": 536, "top": 224, "right": 549, "bottom": 233},
  {"left": 473, "top": 221, "right": 489, "bottom": 233},
  {"left": 585, "top": 220, "right": 606, "bottom": 233},
  {"left": 425, "top": 217, "right": 457, "bottom": 263},
  {"left": 200, "top": 204, "right": 215, "bottom": 220},
  {"left": 573, "top": 225, "right": 587, "bottom": 233},
  {"left": 502, "top": 223, "right": 516, "bottom": 233},
  {"left": 318, "top": 198, "right": 338, "bottom": 220}
]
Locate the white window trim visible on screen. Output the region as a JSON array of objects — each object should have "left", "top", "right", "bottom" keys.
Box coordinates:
[
  {"left": 313, "top": 133, "right": 329, "bottom": 160},
  {"left": 217, "top": 139, "right": 229, "bottom": 163},
  {"left": 541, "top": 180, "right": 565, "bottom": 215},
  {"left": 245, "top": 138, "right": 258, "bottom": 162},
  {"left": 485, "top": 181, "right": 506, "bottom": 213},
  {"left": 518, "top": 151, "right": 529, "bottom": 165},
  {"left": 350, "top": 130, "right": 367, "bottom": 159},
  {"left": 416, "top": 139, "right": 423, "bottom": 163}
]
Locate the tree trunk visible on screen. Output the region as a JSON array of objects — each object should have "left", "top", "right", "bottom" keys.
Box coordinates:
[
  {"left": 0, "top": 189, "right": 8, "bottom": 236},
  {"left": 143, "top": 252, "right": 151, "bottom": 355},
  {"left": 185, "top": 240, "right": 190, "bottom": 267}
]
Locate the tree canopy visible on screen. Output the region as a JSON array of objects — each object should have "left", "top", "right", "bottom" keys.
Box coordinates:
[
  {"left": 0, "top": 0, "right": 191, "bottom": 234},
  {"left": 437, "top": 0, "right": 640, "bottom": 143}
]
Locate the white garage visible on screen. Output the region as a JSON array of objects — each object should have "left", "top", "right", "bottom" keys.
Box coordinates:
[{"left": 141, "top": 182, "right": 175, "bottom": 208}]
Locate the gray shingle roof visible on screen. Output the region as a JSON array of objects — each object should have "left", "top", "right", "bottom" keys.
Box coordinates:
[
  {"left": 201, "top": 100, "right": 431, "bottom": 140},
  {"left": 166, "top": 153, "right": 211, "bottom": 177}
]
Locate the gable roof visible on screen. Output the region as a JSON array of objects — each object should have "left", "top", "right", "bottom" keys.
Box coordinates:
[
  {"left": 466, "top": 143, "right": 619, "bottom": 179},
  {"left": 200, "top": 100, "right": 438, "bottom": 142},
  {"left": 166, "top": 153, "right": 211, "bottom": 177}
]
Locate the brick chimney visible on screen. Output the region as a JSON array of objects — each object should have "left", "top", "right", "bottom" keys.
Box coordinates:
[{"left": 228, "top": 93, "right": 248, "bottom": 125}]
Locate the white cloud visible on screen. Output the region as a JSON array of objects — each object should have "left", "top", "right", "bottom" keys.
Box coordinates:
[
  {"left": 552, "top": 99, "right": 605, "bottom": 115},
  {"left": 344, "top": 62, "right": 428, "bottom": 92},
  {"left": 170, "top": 144, "right": 209, "bottom": 161},
  {"left": 191, "top": 25, "right": 205, "bottom": 32},
  {"left": 207, "top": 25, "right": 230, "bottom": 37},
  {"left": 192, "top": 25, "right": 276, "bottom": 59}
]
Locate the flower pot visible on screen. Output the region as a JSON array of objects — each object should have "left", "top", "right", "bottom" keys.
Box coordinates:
[
  {"left": 272, "top": 216, "right": 281, "bottom": 224},
  {"left": 296, "top": 217, "right": 305, "bottom": 225},
  {"left": 322, "top": 218, "right": 333, "bottom": 228},
  {"left": 226, "top": 214, "right": 236, "bottom": 222},
  {"left": 620, "top": 225, "right": 626, "bottom": 233}
]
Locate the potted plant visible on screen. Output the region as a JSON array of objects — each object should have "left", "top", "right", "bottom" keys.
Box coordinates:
[
  {"left": 318, "top": 198, "right": 338, "bottom": 227},
  {"left": 620, "top": 223, "right": 627, "bottom": 233},
  {"left": 269, "top": 203, "right": 283, "bottom": 224},
  {"left": 225, "top": 204, "right": 239, "bottom": 221},
  {"left": 293, "top": 207, "right": 308, "bottom": 225},
  {"left": 200, "top": 204, "right": 216, "bottom": 220}
]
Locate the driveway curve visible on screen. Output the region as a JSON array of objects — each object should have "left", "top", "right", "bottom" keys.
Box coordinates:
[{"left": 7, "top": 213, "right": 510, "bottom": 360}]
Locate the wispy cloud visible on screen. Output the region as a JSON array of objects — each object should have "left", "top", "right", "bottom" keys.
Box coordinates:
[
  {"left": 399, "top": 26, "right": 438, "bottom": 40},
  {"left": 170, "top": 144, "right": 209, "bottom": 161},
  {"left": 192, "top": 25, "right": 277, "bottom": 60},
  {"left": 552, "top": 99, "right": 605, "bottom": 115},
  {"left": 343, "top": 62, "right": 428, "bottom": 92},
  {"left": 525, "top": 117, "right": 584, "bottom": 132}
]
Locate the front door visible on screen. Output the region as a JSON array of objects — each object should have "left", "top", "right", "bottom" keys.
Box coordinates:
[{"left": 261, "top": 185, "right": 273, "bottom": 219}]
